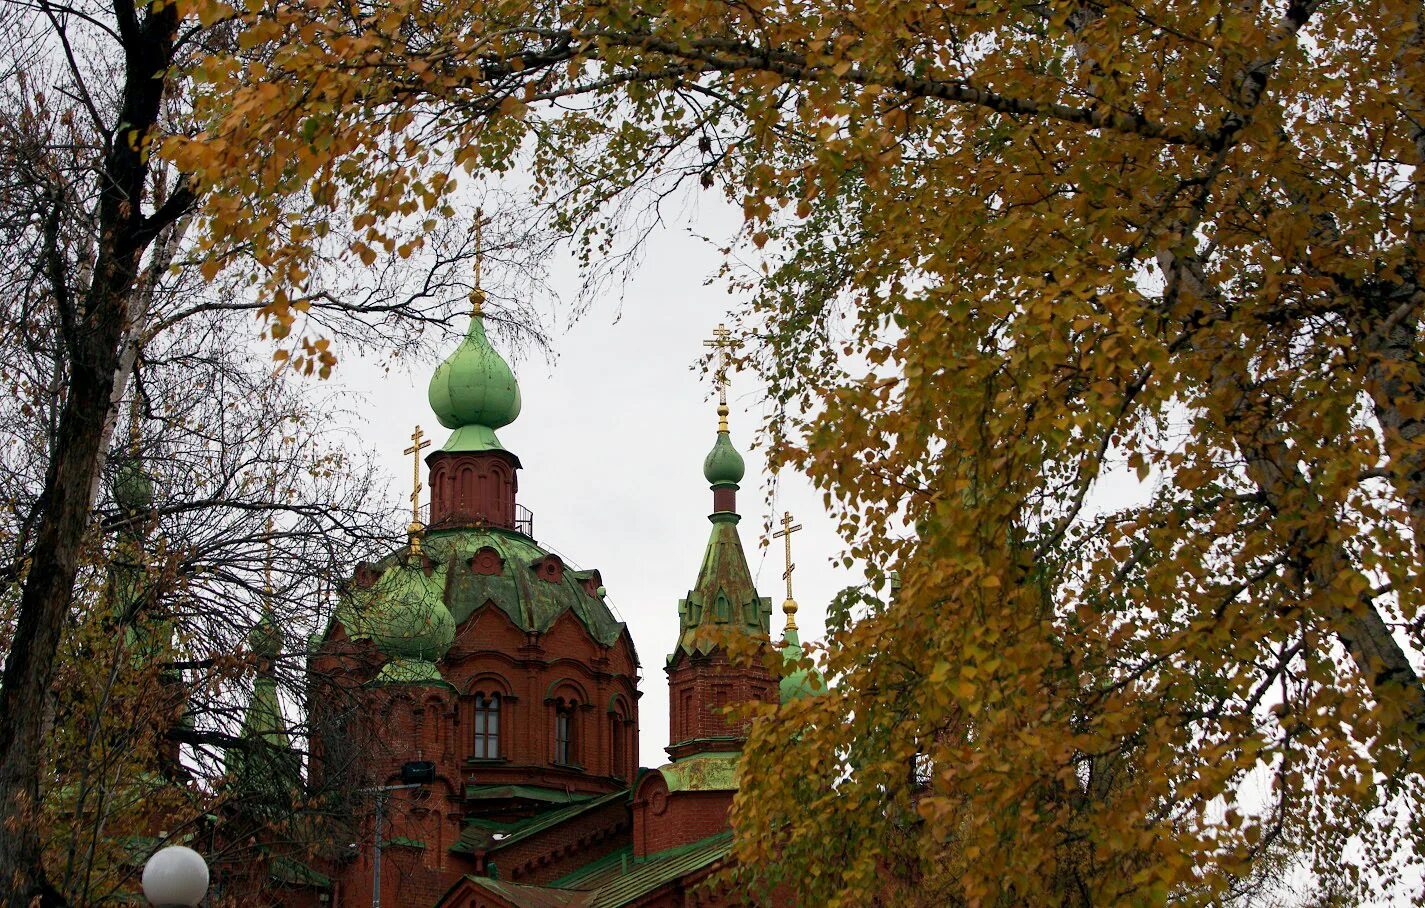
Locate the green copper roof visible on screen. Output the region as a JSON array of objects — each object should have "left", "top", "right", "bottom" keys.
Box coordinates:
[
  {"left": 428, "top": 313, "right": 521, "bottom": 452},
  {"left": 463, "top": 784, "right": 597, "bottom": 805},
  {"left": 701, "top": 430, "right": 745, "bottom": 486},
  {"left": 582, "top": 834, "right": 732, "bottom": 907},
  {"left": 443, "top": 834, "right": 733, "bottom": 907},
  {"left": 673, "top": 515, "right": 772, "bottom": 660},
  {"left": 337, "top": 529, "right": 631, "bottom": 665},
  {"left": 453, "top": 791, "right": 625, "bottom": 855},
  {"left": 521, "top": 834, "right": 733, "bottom": 905},
  {"left": 779, "top": 628, "right": 823, "bottom": 702}
]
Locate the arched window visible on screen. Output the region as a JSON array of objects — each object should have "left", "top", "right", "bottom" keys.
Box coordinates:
[
  {"left": 610, "top": 713, "right": 622, "bottom": 778},
  {"left": 473, "top": 693, "right": 500, "bottom": 759},
  {"left": 554, "top": 705, "right": 575, "bottom": 766}
]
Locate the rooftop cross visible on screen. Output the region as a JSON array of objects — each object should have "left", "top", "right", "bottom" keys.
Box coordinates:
[
  {"left": 471, "top": 207, "right": 487, "bottom": 318},
  {"left": 264, "top": 473, "right": 277, "bottom": 603},
  {"left": 772, "top": 510, "right": 803, "bottom": 630},
  {"left": 404, "top": 425, "right": 431, "bottom": 550},
  {"left": 702, "top": 323, "right": 736, "bottom": 432}
]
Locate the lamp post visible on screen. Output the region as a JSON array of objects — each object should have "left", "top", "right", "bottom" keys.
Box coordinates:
[
  {"left": 362, "top": 762, "right": 433, "bottom": 908},
  {"left": 368, "top": 783, "right": 419, "bottom": 908},
  {"left": 141, "top": 845, "right": 209, "bottom": 907}
]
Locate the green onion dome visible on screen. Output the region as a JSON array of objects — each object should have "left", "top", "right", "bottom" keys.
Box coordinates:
[
  {"left": 427, "top": 314, "right": 521, "bottom": 453},
  {"left": 248, "top": 611, "right": 283, "bottom": 662},
  {"left": 702, "top": 431, "right": 746, "bottom": 486},
  {"left": 114, "top": 459, "right": 154, "bottom": 513},
  {"left": 343, "top": 562, "right": 456, "bottom": 685},
  {"left": 779, "top": 628, "right": 823, "bottom": 703}
]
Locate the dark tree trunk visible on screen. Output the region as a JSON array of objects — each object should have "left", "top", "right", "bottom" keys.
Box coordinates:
[{"left": 0, "top": 1, "right": 185, "bottom": 902}]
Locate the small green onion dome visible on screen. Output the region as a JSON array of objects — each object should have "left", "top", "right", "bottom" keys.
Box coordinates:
[
  {"left": 248, "top": 612, "right": 284, "bottom": 662},
  {"left": 114, "top": 459, "right": 154, "bottom": 513},
  {"left": 702, "top": 431, "right": 745, "bottom": 486},
  {"left": 428, "top": 315, "right": 521, "bottom": 436},
  {"left": 343, "top": 565, "right": 455, "bottom": 683},
  {"left": 779, "top": 629, "right": 823, "bottom": 702}
]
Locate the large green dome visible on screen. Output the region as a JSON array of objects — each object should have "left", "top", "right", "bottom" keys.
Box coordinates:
[
  {"left": 702, "top": 430, "right": 745, "bottom": 486},
  {"left": 335, "top": 528, "right": 631, "bottom": 678},
  {"left": 427, "top": 314, "right": 521, "bottom": 452}
]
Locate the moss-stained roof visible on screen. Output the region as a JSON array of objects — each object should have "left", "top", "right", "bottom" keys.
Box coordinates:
[
  {"left": 337, "top": 528, "right": 630, "bottom": 654},
  {"left": 656, "top": 753, "right": 740, "bottom": 793},
  {"left": 452, "top": 878, "right": 590, "bottom": 907},
  {"left": 268, "top": 854, "right": 330, "bottom": 888},
  {"left": 463, "top": 784, "right": 597, "bottom": 805},
  {"left": 674, "top": 515, "right": 771, "bottom": 661},
  {"left": 442, "top": 834, "right": 733, "bottom": 908},
  {"left": 578, "top": 834, "right": 732, "bottom": 906},
  {"left": 452, "top": 791, "right": 625, "bottom": 855}
]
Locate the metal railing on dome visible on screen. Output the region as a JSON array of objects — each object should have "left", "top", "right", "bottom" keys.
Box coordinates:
[{"left": 514, "top": 504, "right": 535, "bottom": 540}]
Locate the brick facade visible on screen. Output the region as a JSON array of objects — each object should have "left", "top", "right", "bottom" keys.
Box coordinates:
[
  {"left": 300, "top": 587, "right": 640, "bottom": 907},
  {"left": 666, "top": 649, "right": 776, "bottom": 761}
]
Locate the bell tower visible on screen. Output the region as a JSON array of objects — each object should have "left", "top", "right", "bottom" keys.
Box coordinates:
[{"left": 664, "top": 326, "right": 776, "bottom": 761}]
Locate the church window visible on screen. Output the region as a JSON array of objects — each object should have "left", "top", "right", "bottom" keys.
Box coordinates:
[
  {"left": 473, "top": 693, "right": 500, "bottom": 759},
  {"left": 610, "top": 707, "right": 629, "bottom": 779},
  {"left": 554, "top": 706, "right": 575, "bottom": 765}
]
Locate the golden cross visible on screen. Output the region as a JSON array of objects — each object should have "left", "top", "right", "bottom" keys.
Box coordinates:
[
  {"left": 264, "top": 474, "right": 277, "bottom": 601},
  {"left": 403, "top": 425, "right": 431, "bottom": 525},
  {"left": 702, "top": 323, "right": 736, "bottom": 431},
  {"left": 772, "top": 510, "right": 803, "bottom": 628},
  {"left": 471, "top": 207, "right": 488, "bottom": 317}
]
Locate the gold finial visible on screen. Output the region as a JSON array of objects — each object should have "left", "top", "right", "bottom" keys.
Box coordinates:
[
  {"left": 404, "top": 425, "right": 431, "bottom": 552},
  {"left": 772, "top": 510, "right": 803, "bottom": 631},
  {"left": 702, "top": 323, "right": 735, "bottom": 432},
  {"left": 471, "top": 207, "right": 487, "bottom": 318}
]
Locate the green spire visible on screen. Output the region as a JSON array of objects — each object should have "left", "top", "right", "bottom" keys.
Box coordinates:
[
  {"left": 673, "top": 514, "right": 772, "bottom": 660},
  {"left": 227, "top": 624, "right": 301, "bottom": 805},
  {"left": 427, "top": 312, "right": 522, "bottom": 454}
]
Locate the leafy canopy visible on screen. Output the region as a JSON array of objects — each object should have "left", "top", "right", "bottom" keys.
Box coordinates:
[{"left": 174, "top": 0, "right": 1425, "bottom": 902}]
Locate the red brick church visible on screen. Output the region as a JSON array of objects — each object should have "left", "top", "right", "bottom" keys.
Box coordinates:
[{"left": 222, "top": 302, "right": 818, "bottom": 907}]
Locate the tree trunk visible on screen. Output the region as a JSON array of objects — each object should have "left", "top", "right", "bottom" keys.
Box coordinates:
[{"left": 0, "top": 2, "right": 183, "bottom": 902}]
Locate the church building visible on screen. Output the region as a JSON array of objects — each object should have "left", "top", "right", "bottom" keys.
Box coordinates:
[{"left": 227, "top": 299, "right": 818, "bottom": 907}]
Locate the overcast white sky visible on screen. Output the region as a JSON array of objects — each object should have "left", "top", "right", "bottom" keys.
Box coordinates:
[{"left": 341, "top": 198, "right": 858, "bottom": 769}]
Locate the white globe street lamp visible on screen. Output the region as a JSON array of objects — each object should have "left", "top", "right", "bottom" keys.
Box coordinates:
[{"left": 141, "top": 845, "right": 209, "bottom": 907}]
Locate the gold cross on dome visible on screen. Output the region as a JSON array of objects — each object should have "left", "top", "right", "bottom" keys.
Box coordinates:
[
  {"left": 403, "top": 425, "right": 431, "bottom": 525},
  {"left": 702, "top": 323, "right": 736, "bottom": 431},
  {"left": 772, "top": 510, "right": 803, "bottom": 628},
  {"left": 471, "top": 207, "right": 489, "bottom": 317}
]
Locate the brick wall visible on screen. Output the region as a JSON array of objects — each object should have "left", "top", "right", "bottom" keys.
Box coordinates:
[
  {"left": 632, "top": 773, "right": 734, "bottom": 858},
  {"left": 305, "top": 594, "right": 642, "bottom": 906},
  {"left": 666, "top": 648, "right": 776, "bottom": 760}
]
